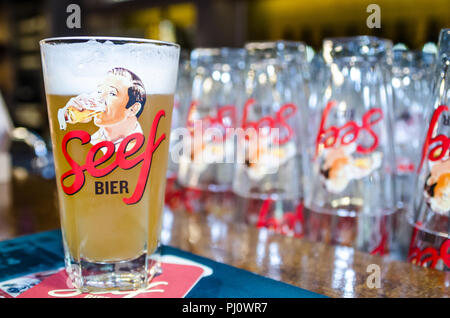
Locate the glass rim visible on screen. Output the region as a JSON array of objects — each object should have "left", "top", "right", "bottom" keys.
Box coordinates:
[
  {"left": 392, "top": 51, "right": 436, "bottom": 70},
  {"left": 191, "top": 47, "right": 245, "bottom": 55},
  {"left": 39, "top": 36, "right": 180, "bottom": 49},
  {"left": 392, "top": 49, "right": 436, "bottom": 60},
  {"left": 190, "top": 47, "right": 246, "bottom": 67},
  {"left": 439, "top": 28, "right": 450, "bottom": 39},
  {"left": 323, "top": 35, "right": 391, "bottom": 44},
  {"left": 438, "top": 28, "right": 450, "bottom": 57},
  {"left": 322, "top": 35, "right": 392, "bottom": 63},
  {"left": 323, "top": 35, "right": 392, "bottom": 50},
  {"left": 245, "top": 40, "right": 306, "bottom": 51}
]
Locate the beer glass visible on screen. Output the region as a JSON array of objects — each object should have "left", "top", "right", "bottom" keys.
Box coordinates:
[
  {"left": 169, "top": 50, "right": 191, "bottom": 179},
  {"left": 305, "top": 51, "right": 327, "bottom": 184},
  {"left": 391, "top": 49, "right": 436, "bottom": 211},
  {"left": 40, "top": 37, "right": 180, "bottom": 291},
  {"left": 174, "top": 48, "right": 245, "bottom": 217},
  {"left": 177, "top": 47, "right": 246, "bottom": 192},
  {"left": 233, "top": 41, "right": 309, "bottom": 237},
  {"left": 389, "top": 49, "right": 437, "bottom": 259},
  {"left": 304, "top": 36, "right": 397, "bottom": 252},
  {"left": 165, "top": 51, "right": 191, "bottom": 212},
  {"left": 408, "top": 29, "right": 450, "bottom": 271}
]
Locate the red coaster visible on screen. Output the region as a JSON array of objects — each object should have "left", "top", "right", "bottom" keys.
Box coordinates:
[
  {"left": 17, "top": 262, "right": 204, "bottom": 298},
  {"left": 0, "top": 289, "right": 12, "bottom": 298}
]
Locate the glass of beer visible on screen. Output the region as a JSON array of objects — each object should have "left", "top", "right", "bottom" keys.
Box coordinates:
[{"left": 40, "top": 37, "right": 180, "bottom": 291}]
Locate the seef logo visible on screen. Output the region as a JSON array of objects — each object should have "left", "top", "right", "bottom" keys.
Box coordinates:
[
  {"left": 366, "top": 4, "right": 381, "bottom": 29},
  {"left": 66, "top": 4, "right": 81, "bottom": 29}
]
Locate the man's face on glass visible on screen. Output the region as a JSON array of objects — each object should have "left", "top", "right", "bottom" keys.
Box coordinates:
[{"left": 94, "top": 73, "right": 133, "bottom": 126}]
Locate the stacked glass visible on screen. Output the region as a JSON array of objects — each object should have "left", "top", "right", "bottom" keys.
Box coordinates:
[
  {"left": 165, "top": 50, "right": 192, "bottom": 212},
  {"left": 391, "top": 48, "right": 436, "bottom": 211},
  {"left": 408, "top": 29, "right": 450, "bottom": 271},
  {"left": 176, "top": 48, "right": 246, "bottom": 216},
  {"left": 304, "top": 36, "right": 398, "bottom": 255},
  {"left": 232, "top": 41, "right": 309, "bottom": 237}
]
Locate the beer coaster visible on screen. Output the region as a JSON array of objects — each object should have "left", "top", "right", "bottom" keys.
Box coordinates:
[
  {"left": 0, "top": 269, "right": 61, "bottom": 298},
  {"left": 14, "top": 263, "right": 204, "bottom": 298},
  {"left": 0, "top": 289, "right": 13, "bottom": 298}
]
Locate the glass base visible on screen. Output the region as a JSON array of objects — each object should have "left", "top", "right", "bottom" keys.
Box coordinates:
[{"left": 64, "top": 249, "right": 162, "bottom": 293}]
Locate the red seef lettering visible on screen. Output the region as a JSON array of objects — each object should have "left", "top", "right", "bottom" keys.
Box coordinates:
[
  {"left": 417, "top": 105, "right": 450, "bottom": 172},
  {"left": 408, "top": 222, "right": 450, "bottom": 269},
  {"left": 186, "top": 100, "right": 237, "bottom": 140},
  {"left": 315, "top": 101, "right": 383, "bottom": 157},
  {"left": 256, "top": 198, "right": 304, "bottom": 238},
  {"left": 242, "top": 98, "right": 297, "bottom": 145},
  {"left": 61, "top": 110, "right": 166, "bottom": 205}
]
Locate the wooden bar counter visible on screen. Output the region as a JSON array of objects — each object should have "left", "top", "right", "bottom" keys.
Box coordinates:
[{"left": 0, "top": 173, "right": 448, "bottom": 298}]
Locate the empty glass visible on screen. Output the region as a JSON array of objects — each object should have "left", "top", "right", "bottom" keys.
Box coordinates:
[
  {"left": 304, "top": 50, "right": 328, "bottom": 189},
  {"left": 391, "top": 49, "right": 437, "bottom": 211},
  {"left": 165, "top": 51, "right": 191, "bottom": 212},
  {"left": 172, "top": 48, "right": 246, "bottom": 217},
  {"left": 408, "top": 29, "right": 450, "bottom": 271},
  {"left": 168, "top": 50, "right": 192, "bottom": 179},
  {"left": 232, "top": 41, "right": 309, "bottom": 237},
  {"left": 304, "top": 36, "right": 398, "bottom": 254},
  {"left": 177, "top": 48, "right": 246, "bottom": 192}
]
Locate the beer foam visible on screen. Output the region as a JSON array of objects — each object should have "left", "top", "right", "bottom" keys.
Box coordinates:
[{"left": 41, "top": 38, "right": 180, "bottom": 95}]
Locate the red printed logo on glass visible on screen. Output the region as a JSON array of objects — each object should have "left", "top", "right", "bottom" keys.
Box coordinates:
[
  {"left": 239, "top": 98, "right": 299, "bottom": 179},
  {"left": 60, "top": 110, "right": 166, "bottom": 205},
  {"left": 56, "top": 68, "right": 168, "bottom": 205},
  {"left": 418, "top": 105, "right": 450, "bottom": 215},
  {"left": 315, "top": 101, "right": 383, "bottom": 156},
  {"left": 186, "top": 100, "right": 237, "bottom": 141},
  {"left": 242, "top": 98, "right": 297, "bottom": 145},
  {"left": 256, "top": 199, "right": 304, "bottom": 238},
  {"left": 185, "top": 100, "right": 237, "bottom": 164},
  {"left": 315, "top": 101, "right": 384, "bottom": 194},
  {"left": 408, "top": 222, "right": 450, "bottom": 270}
]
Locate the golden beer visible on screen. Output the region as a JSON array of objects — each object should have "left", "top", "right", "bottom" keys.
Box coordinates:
[
  {"left": 66, "top": 106, "right": 104, "bottom": 124},
  {"left": 47, "top": 94, "right": 173, "bottom": 262},
  {"left": 40, "top": 37, "right": 180, "bottom": 291}
]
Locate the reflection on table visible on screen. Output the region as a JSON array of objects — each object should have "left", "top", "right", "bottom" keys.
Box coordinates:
[{"left": 0, "top": 173, "right": 449, "bottom": 297}]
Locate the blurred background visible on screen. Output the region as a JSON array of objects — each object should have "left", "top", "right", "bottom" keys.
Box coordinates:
[{"left": 0, "top": 0, "right": 448, "bottom": 140}]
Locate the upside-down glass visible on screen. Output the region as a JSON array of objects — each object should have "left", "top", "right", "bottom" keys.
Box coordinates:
[
  {"left": 165, "top": 50, "right": 191, "bottom": 212},
  {"left": 177, "top": 48, "right": 246, "bottom": 192},
  {"left": 40, "top": 37, "right": 180, "bottom": 291},
  {"left": 305, "top": 50, "right": 327, "bottom": 182},
  {"left": 304, "top": 36, "right": 397, "bottom": 254},
  {"left": 232, "top": 41, "right": 309, "bottom": 237},
  {"left": 408, "top": 29, "right": 450, "bottom": 271},
  {"left": 391, "top": 49, "right": 436, "bottom": 211},
  {"left": 168, "top": 50, "right": 191, "bottom": 179}
]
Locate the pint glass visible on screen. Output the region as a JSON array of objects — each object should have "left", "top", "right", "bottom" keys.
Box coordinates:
[
  {"left": 408, "top": 29, "right": 450, "bottom": 271},
  {"left": 391, "top": 49, "right": 436, "bottom": 211},
  {"left": 233, "top": 41, "right": 309, "bottom": 237},
  {"left": 40, "top": 37, "right": 180, "bottom": 291},
  {"left": 178, "top": 48, "right": 246, "bottom": 192},
  {"left": 304, "top": 37, "right": 397, "bottom": 251}
]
